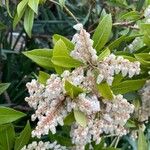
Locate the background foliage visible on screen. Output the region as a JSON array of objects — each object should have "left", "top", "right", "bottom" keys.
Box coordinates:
[{"left": 0, "top": 0, "right": 150, "bottom": 150}]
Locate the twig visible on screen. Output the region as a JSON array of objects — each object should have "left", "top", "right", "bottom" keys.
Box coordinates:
[
  {"left": 114, "top": 136, "right": 120, "bottom": 148},
  {"left": 49, "top": 0, "right": 79, "bottom": 23},
  {"left": 113, "top": 21, "right": 135, "bottom": 26},
  {"left": 4, "top": 91, "right": 11, "bottom": 104},
  {"left": 110, "top": 137, "right": 118, "bottom": 147},
  {"left": 13, "top": 105, "right": 32, "bottom": 111}
]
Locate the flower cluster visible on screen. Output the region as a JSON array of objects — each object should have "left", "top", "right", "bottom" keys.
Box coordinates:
[
  {"left": 70, "top": 94, "right": 134, "bottom": 149},
  {"left": 25, "top": 24, "right": 141, "bottom": 149},
  {"left": 139, "top": 80, "right": 150, "bottom": 122},
  {"left": 21, "top": 141, "right": 67, "bottom": 150},
  {"left": 97, "top": 54, "right": 140, "bottom": 85},
  {"left": 70, "top": 23, "right": 98, "bottom": 64},
  {"left": 25, "top": 75, "right": 68, "bottom": 138}
]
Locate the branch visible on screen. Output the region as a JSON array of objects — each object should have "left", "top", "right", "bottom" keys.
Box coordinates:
[{"left": 4, "top": 91, "right": 11, "bottom": 104}]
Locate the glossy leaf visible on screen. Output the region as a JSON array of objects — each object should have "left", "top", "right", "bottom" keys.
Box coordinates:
[
  {"left": 134, "top": 53, "right": 150, "bottom": 67},
  {"left": 0, "top": 107, "right": 26, "bottom": 125},
  {"left": 108, "top": 35, "right": 126, "bottom": 50},
  {"left": 97, "top": 82, "right": 114, "bottom": 100},
  {"left": 64, "top": 112, "right": 75, "bottom": 125},
  {"left": 112, "top": 79, "right": 146, "bottom": 94},
  {"left": 28, "top": 0, "right": 39, "bottom": 14},
  {"left": 65, "top": 80, "right": 84, "bottom": 98},
  {"left": 38, "top": 71, "right": 50, "bottom": 85},
  {"left": 53, "top": 34, "right": 74, "bottom": 51},
  {"left": 0, "top": 124, "right": 15, "bottom": 150},
  {"left": 14, "top": 121, "right": 31, "bottom": 150},
  {"left": 120, "top": 11, "right": 140, "bottom": 21},
  {"left": 138, "top": 129, "right": 148, "bottom": 150},
  {"left": 0, "top": 83, "right": 10, "bottom": 95},
  {"left": 17, "top": 0, "right": 28, "bottom": 17},
  {"left": 24, "top": 7, "right": 34, "bottom": 37},
  {"left": 93, "top": 14, "right": 112, "bottom": 52},
  {"left": 98, "top": 48, "right": 110, "bottom": 60},
  {"left": 23, "top": 49, "right": 54, "bottom": 69},
  {"left": 74, "top": 110, "right": 87, "bottom": 127},
  {"left": 52, "top": 40, "right": 82, "bottom": 68}
]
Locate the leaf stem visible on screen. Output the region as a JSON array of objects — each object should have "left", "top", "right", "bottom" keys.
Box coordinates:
[{"left": 49, "top": 0, "right": 79, "bottom": 23}]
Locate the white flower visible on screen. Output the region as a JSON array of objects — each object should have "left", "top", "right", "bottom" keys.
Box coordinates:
[
  {"left": 78, "top": 93, "right": 100, "bottom": 115},
  {"left": 73, "top": 23, "right": 83, "bottom": 30},
  {"left": 21, "top": 141, "right": 68, "bottom": 150},
  {"left": 70, "top": 23, "right": 98, "bottom": 63},
  {"left": 97, "top": 53, "right": 141, "bottom": 85}
]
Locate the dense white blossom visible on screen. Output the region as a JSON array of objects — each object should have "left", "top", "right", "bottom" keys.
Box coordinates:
[
  {"left": 78, "top": 93, "right": 100, "bottom": 115},
  {"left": 24, "top": 23, "right": 141, "bottom": 149},
  {"left": 21, "top": 141, "right": 67, "bottom": 150},
  {"left": 26, "top": 75, "right": 67, "bottom": 138},
  {"left": 70, "top": 23, "right": 98, "bottom": 64},
  {"left": 70, "top": 95, "right": 134, "bottom": 148},
  {"left": 97, "top": 54, "right": 140, "bottom": 85}
]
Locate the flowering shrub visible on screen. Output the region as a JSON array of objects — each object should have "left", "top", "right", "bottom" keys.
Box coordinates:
[{"left": 0, "top": 0, "right": 150, "bottom": 150}]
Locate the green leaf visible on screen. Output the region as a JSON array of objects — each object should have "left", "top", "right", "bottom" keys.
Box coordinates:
[
  {"left": 138, "top": 129, "right": 148, "bottom": 150},
  {"left": 65, "top": 80, "right": 84, "bottom": 99},
  {"left": 23, "top": 49, "right": 54, "bottom": 70},
  {"left": 49, "top": 132, "right": 72, "bottom": 147},
  {"left": 98, "top": 48, "right": 110, "bottom": 61},
  {"left": 5, "top": 0, "right": 12, "bottom": 17},
  {"left": 143, "top": 33, "right": 150, "bottom": 47},
  {"left": 0, "top": 83, "right": 10, "bottom": 95},
  {"left": 92, "top": 14, "right": 112, "bottom": 52},
  {"left": 53, "top": 34, "right": 74, "bottom": 51},
  {"left": 24, "top": 7, "right": 34, "bottom": 37},
  {"left": 134, "top": 53, "right": 150, "bottom": 67},
  {"left": 0, "top": 107, "right": 26, "bottom": 125},
  {"left": 112, "top": 74, "right": 123, "bottom": 86},
  {"left": 14, "top": 121, "right": 31, "bottom": 150},
  {"left": 112, "top": 79, "right": 146, "bottom": 94},
  {"left": 121, "top": 55, "right": 136, "bottom": 62},
  {"left": 17, "top": 0, "right": 28, "bottom": 17},
  {"left": 0, "top": 124, "right": 15, "bottom": 150},
  {"left": 93, "top": 138, "right": 105, "bottom": 150},
  {"left": 120, "top": 11, "right": 140, "bottom": 21},
  {"left": 52, "top": 40, "right": 83, "bottom": 68},
  {"left": 97, "top": 82, "right": 113, "bottom": 100},
  {"left": 64, "top": 112, "right": 75, "bottom": 125},
  {"left": 74, "top": 110, "right": 87, "bottom": 127},
  {"left": 140, "top": 24, "right": 150, "bottom": 47},
  {"left": 38, "top": 71, "right": 50, "bottom": 85},
  {"left": 28, "top": 0, "right": 39, "bottom": 14},
  {"left": 13, "top": 9, "right": 26, "bottom": 29},
  {"left": 54, "top": 65, "right": 66, "bottom": 75},
  {"left": 125, "top": 119, "right": 137, "bottom": 128},
  {"left": 108, "top": 35, "right": 126, "bottom": 50}
]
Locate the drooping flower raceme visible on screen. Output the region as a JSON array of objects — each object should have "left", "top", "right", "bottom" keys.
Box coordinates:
[
  {"left": 70, "top": 94, "right": 134, "bottom": 149},
  {"left": 70, "top": 23, "right": 98, "bottom": 64},
  {"left": 25, "top": 24, "right": 141, "bottom": 149},
  {"left": 97, "top": 54, "right": 140, "bottom": 85},
  {"left": 21, "top": 141, "right": 67, "bottom": 150}
]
